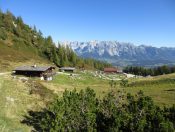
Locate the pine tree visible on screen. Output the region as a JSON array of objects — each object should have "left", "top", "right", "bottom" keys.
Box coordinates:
[{"left": 52, "top": 46, "right": 60, "bottom": 66}]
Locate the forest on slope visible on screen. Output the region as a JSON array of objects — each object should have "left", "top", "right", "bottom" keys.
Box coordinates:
[
  {"left": 123, "top": 65, "right": 175, "bottom": 76},
  {"left": 0, "top": 10, "right": 111, "bottom": 70}
]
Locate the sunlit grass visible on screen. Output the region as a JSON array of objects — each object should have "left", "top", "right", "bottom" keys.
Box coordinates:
[
  {"left": 41, "top": 72, "right": 175, "bottom": 107},
  {"left": 0, "top": 72, "right": 175, "bottom": 131},
  {"left": 0, "top": 76, "right": 45, "bottom": 131}
]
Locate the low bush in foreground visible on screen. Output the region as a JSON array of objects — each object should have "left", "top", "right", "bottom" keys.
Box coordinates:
[{"left": 22, "top": 88, "right": 175, "bottom": 132}]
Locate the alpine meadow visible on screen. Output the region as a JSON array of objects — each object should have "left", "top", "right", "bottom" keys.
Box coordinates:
[{"left": 0, "top": 0, "right": 175, "bottom": 131}]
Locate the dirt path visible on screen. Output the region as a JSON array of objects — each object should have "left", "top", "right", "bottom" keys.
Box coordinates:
[{"left": 0, "top": 72, "right": 11, "bottom": 76}]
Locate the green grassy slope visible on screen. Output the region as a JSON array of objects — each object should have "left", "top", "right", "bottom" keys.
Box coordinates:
[
  {"left": 0, "top": 75, "right": 54, "bottom": 131},
  {"left": 41, "top": 72, "right": 175, "bottom": 107},
  {"left": 0, "top": 10, "right": 174, "bottom": 131},
  {"left": 0, "top": 10, "right": 111, "bottom": 71},
  {"left": 0, "top": 10, "right": 54, "bottom": 71},
  {"left": 0, "top": 40, "right": 51, "bottom": 72},
  {"left": 0, "top": 76, "right": 37, "bottom": 131},
  {"left": 0, "top": 72, "right": 175, "bottom": 131},
  {"left": 126, "top": 74, "right": 175, "bottom": 107}
]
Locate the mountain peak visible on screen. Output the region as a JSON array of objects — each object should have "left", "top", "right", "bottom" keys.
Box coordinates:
[{"left": 62, "top": 41, "right": 175, "bottom": 67}]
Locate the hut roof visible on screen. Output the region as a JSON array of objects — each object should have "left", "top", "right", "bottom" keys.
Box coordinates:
[
  {"left": 59, "top": 67, "right": 75, "bottom": 70},
  {"left": 104, "top": 67, "right": 118, "bottom": 72},
  {"left": 14, "top": 66, "right": 55, "bottom": 72}
]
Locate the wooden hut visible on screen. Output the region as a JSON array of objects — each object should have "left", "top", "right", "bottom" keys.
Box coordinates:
[
  {"left": 104, "top": 67, "right": 118, "bottom": 74},
  {"left": 14, "top": 65, "right": 55, "bottom": 80},
  {"left": 59, "top": 67, "right": 75, "bottom": 73}
]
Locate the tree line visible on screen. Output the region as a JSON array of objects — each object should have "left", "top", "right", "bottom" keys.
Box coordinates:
[
  {"left": 123, "top": 65, "right": 175, "bottom": 76},
  {"left": 22, "top": 88, "right": 175, "bottom": 131},
  {"left": 0, "top": 10, "right": 111, "bottom": 70}
]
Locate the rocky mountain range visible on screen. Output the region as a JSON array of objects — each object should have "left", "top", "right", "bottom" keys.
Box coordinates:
[{"left": 62, "top": 41, "right": 175, "bottom": 67}]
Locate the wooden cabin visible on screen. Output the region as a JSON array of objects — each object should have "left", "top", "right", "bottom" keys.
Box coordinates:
[
  {"left": 59, "top": 67, "right": 75, "bottom": 73},
  {"left": 104, "top": 67, "right": 119, "bottom": 74},
  {"left": 14, "top": 65, "right": 55, "bottom": 80}
]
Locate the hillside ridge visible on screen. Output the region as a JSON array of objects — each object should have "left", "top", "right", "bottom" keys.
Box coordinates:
[{"left": 0, "top": 10, "right": 110, "bottom": 71}]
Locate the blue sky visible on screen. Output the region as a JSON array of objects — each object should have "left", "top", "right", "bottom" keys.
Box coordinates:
[{"left": 0, "top": 0, "right": 175, "bottom": 47}]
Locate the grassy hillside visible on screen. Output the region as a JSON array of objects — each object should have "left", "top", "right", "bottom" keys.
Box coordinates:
[
  {"left": 0, "top": 9, "right": 174, "bottom": 131},
  {"left": 126, "top": 74, "right": 175, "bottom": 107},
  {"left": 41, "top": 72, "right": 175, "bottom": 107},
  {"left": 0, "top": 40, "right": 51, "bottom": 71},
  {"left": 0, "top": 72, "right": 175, "bottom": 131},
  {"left": 0, "top": 10, "right": 111, "bottom": 72},
  {"left": 0, "top": 74, "right": 55, "bottom": 131},
  {"left": 0, "top": 75, "right": 37, "bottom": 131},
  {"left": 0, "top": 10, "right": 55, "bottom": 71}
]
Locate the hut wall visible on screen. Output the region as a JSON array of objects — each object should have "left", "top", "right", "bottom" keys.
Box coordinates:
[{"left": 15, "top": 71, "right": 43, "bottom": 77}]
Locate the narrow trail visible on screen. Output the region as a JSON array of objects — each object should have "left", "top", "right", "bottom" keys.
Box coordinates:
[{"left": 0, "top": 72, "right": 11, "bottom": 76}]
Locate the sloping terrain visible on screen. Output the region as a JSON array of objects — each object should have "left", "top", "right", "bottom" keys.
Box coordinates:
[
  {"left": 0, "top": 10, "right": 56, "bottom": 71},
  {"left": 42, "top": 72, "right": 175, "bottom": 107},
  {"left": 0, "top": 10, "right": 110, "bottom": 71},
  {"left": 0, "top": 10, "right": 174, "bottom": 131},
  {"left": 0, "top": 75, "right": 54, "bottom": 131},
  {"left": 0, "top": 71, "right": 175, "bottom": 131},
  {"left": 0, "top": 40, "right": 51, "bottom": 71}
]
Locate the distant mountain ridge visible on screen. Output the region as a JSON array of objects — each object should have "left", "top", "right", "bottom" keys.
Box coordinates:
[{"left": 62, "top": 41, "right": 175, "bottom": 67}]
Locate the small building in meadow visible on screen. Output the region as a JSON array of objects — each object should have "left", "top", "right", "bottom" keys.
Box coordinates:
[
  {"left": 14, "top": 65, "right": 55, "bottom": 81},
  {"left": 104, "top": 67, "right": 122, "bottom": 74},
  {"left": 59, "top": 67, "right": 75, "bottom": 73}
]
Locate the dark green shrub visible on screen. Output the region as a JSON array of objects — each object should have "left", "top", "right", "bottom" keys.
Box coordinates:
[
  {"left": 22, "top": 88, "right": 175, "bottom": 131},
  {"left": 120, "top": 79, "right": 129, "bottom": 87}
]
